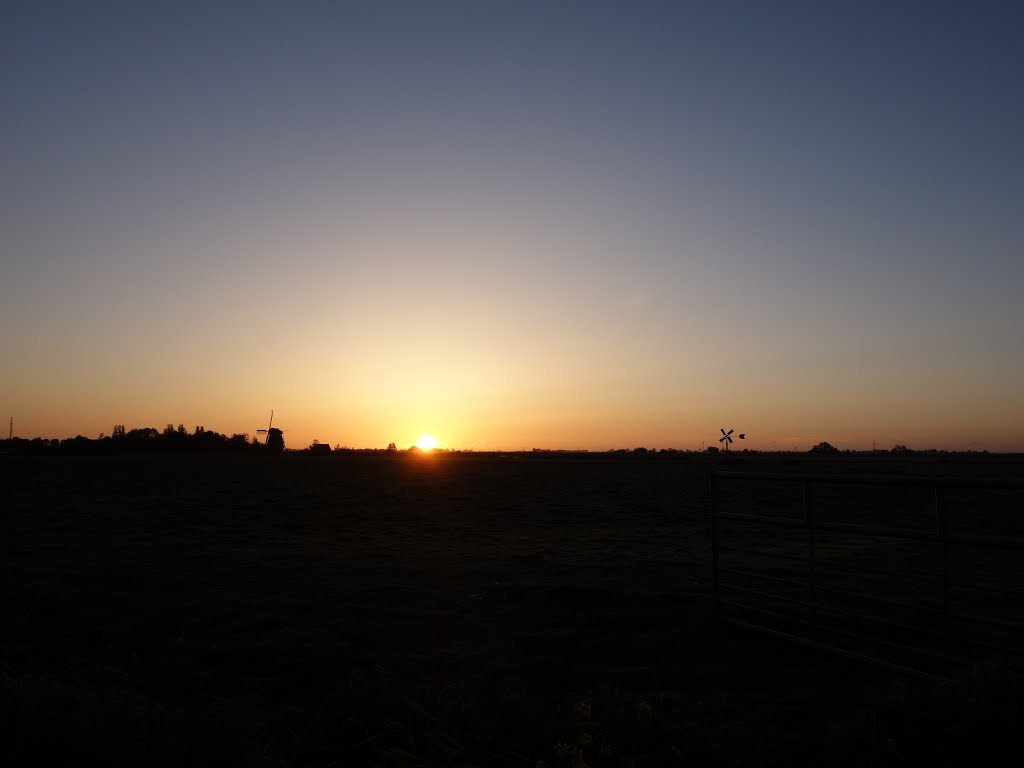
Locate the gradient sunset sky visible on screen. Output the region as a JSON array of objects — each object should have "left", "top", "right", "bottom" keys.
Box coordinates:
[{"left": 3, "top": 1, "right": 1022, "bottom": 451}]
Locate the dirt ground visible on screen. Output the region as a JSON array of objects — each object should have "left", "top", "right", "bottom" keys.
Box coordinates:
[{"left": 2, "top": 451, "right": 1022, "bottom": 766}]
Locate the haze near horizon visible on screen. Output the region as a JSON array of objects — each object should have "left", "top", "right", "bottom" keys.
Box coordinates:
[{"left": 3, "top": 2, "right": 1022, "bottom": 451}]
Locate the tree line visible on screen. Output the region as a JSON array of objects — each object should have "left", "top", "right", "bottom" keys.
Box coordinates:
[{"left": 1, "top": 424, "right": 267, "bottom": 455}]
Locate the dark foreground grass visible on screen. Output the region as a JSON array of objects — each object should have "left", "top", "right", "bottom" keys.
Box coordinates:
[{"left": 2, "top": 452, "right": 1023, "bottom": 766}]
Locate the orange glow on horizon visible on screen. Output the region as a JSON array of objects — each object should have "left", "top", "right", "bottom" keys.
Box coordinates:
[{"left": 415, "top": 434, "right": 438, "bottom": 451}]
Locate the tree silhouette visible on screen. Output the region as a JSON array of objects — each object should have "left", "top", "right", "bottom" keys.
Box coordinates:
[{"left": 809, "top": 441, "right": 840, "bottom": 455}]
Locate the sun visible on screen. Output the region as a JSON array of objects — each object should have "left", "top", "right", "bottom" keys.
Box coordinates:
[{"left": 415, "top": 434, "right": 438, "bottom": 451}]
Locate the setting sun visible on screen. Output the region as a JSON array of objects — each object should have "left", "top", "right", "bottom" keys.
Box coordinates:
[{"left": 416, "top": 434, "right": 438, "bottom": 451}]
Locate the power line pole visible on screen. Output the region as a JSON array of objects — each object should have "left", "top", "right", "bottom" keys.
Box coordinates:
[{"left": 8, "top": 417, "right": 11, "bottom": 440}]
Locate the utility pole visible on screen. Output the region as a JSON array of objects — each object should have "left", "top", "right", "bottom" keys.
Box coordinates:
[{"left": 7, "top": 417, "right": 11, "bottom": 440}]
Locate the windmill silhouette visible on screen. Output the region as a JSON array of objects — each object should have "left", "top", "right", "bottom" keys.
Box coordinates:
[
  {"left": 257, "top": 410, "right": 285, "bottom": 453},
  {"left": 719, "top": 428, "right": 746, "bottom": 451}
]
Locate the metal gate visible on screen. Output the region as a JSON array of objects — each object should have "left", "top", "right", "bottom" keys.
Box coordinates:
[{"left": 710, "top": 470, "right": 1024, "bottom": 679}]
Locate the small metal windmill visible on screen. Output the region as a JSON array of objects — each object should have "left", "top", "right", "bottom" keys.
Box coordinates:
[{"left": 719, "top": 428, "right": 746, "bottom": 451}]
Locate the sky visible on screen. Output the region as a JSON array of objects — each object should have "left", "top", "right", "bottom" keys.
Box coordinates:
[{"left": 2, "top": 1, "right": 1023, "bottom": 451}]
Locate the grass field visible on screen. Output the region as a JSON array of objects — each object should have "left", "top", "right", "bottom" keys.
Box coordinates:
[{"left": 2, "top": 451, "right": 1023, "bottom": 766}]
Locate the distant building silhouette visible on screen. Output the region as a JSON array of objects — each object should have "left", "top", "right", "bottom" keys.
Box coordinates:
[{"left": 266, "top": 428, "right": 285, "bottom": 453}]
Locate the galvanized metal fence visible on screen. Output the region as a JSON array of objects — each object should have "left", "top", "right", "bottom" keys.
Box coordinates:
[{"left": 711, "top": 470, "right": 1024, "bottom": 679}]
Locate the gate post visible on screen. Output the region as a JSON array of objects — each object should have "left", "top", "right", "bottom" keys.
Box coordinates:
[
  {"left": 805, "top": 479, "right": 818, "bottom": 620},
  {"left": 710, "top": 472, "right": 721, "bottom": 615}
]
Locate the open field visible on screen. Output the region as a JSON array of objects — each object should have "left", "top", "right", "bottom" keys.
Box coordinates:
[{"left": 3, "top": 452, "right": 1024, "bottom": 766}]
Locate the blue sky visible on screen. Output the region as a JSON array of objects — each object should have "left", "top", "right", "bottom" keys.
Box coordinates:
[{"left": 3, "top": 1, "right": 1022, "bottom": 449}]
